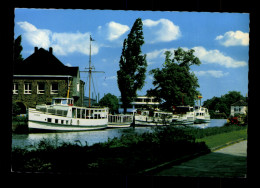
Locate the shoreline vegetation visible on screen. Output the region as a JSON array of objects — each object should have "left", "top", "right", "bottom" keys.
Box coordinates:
[{"left": 11, "top": 123, "right": 247, "bottom": 175}]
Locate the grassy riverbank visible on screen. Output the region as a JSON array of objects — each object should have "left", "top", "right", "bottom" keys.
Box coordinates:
[{"left": 11, "top": 124, "right": 247, "bottom": 175}]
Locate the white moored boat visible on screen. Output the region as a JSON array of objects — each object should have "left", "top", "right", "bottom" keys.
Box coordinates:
[
  {"left": 135, "top": 110, "right": 173, "bottom": 126},
  {"left": 29, "top": 36, "right": 109, "bottom": 132},
  {"left": 29, "top": 98, "right": 109, "bottom": 132},
  {"left": 194, "top": 106, "right": 210, "bottom": 124},
  {"left": 171, "top": 106, "right": 195, "bottom": 125},
  {"left": 107, "top": 114, "right": 133, "bottom": 128}
]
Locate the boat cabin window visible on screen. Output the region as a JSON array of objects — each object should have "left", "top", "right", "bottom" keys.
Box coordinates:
[
  {"left": 52, "top": 98, "right": 74, "bottom": 105},
  {"left": 77, "top": 109, "right": 81, "bottom": 118}
]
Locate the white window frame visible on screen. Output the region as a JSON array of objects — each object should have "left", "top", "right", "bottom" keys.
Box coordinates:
[
  {"left": 77, "top": 83, "right": 80, "bottom": 92},
  {"left": 13, "top": 83, "right": 18, "bottom": 94},
  {"left": 51, "top": 83, "right": 59, "bottom": 94},
  {"left": 37, "top": 83, "right": 45, "bottom": 94},
  {"left": 24, "top": 83, "right": 32, "bottom": 94}
]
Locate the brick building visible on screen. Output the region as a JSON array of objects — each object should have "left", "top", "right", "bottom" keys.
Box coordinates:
[{"left": 13, "top": 47, "right": 85, "bottom": 113}]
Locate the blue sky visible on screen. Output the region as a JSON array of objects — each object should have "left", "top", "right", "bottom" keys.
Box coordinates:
[{"left": 14, "top": 9, "right": 249, "bottom": 103}]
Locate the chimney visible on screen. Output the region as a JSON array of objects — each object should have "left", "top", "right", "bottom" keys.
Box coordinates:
[
  {"left": 34, "top": 47, "right": 38, "bottom": 52},
  {"left": 49, "top": 47, "right": 53, "bottom": 54}
]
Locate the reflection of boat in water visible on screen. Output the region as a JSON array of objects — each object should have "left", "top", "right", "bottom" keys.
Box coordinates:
[
  {"left": 194, "top": 106, "right": 210, "bottom": 124},
  {"left": 29, "top": 98, "right": 109, "bottom": 132},
  {"left": 135, "top": 110, "right": 173, "bottom": 126},
  {"left": 107, "top": 114, "right": 133, "bottom": 128}
]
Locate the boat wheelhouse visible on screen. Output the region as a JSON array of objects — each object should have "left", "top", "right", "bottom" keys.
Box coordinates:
[
  {"left": 194, "top": 106, "right": 210, "bottom": 124},
  {"left": 28, "top": 97, "right": 108, "bottom": 132}
]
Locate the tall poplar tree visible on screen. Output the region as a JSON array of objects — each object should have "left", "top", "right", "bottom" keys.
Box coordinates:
[{"left": 117, "top": 18, "right": 147, "bottom": 114}]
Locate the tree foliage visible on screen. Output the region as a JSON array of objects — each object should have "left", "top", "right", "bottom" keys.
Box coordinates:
[
  {"left": 147, "top": 48, "right": 201, "bottom": 110},
  {"left": 203, "top": 91, "right": 246, "bottom": 117},
  {"left": 14, "top": 35, "right": 24, "bottom": 64},
  {"left": 98, "top": 93, "right": 119, "bottom": 114},
  {"left": 117, "top": 18, "right": 147, "bottom": 113}
]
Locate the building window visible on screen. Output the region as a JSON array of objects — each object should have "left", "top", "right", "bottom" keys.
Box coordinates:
[
  {"left": 37, "top": 83, "right": 45, "bottom": 94},
  {"left": 51, "top": 83, "right": 58, "bottom": 94},
  {"left": 77, "top": 83, "right": 80, "bottom": 92},
  {"left": 13, "top": 83, "right": 18, "bottom": 94},
  {"left": 24, "top": 83, "right": 32, "bottom": 94}
]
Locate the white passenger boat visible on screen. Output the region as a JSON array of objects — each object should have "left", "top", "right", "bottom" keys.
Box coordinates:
[
  {"left": 135, "top": 110, "right": 173, "bottom": 126},
  {"left": 28, "top": 98, "right": 109, "bottom": 132},
  {"left": 28, "top": 36, "right": 109, "bottom": 132},
  {"left": 108, "top": 114, "right": 133, "bottom": 128},
  {"left": 171, "top": 106, "right": 195, "bottom": 125},
  {"left": 194, "top": 106, "right": 211, "bottom": 124}
]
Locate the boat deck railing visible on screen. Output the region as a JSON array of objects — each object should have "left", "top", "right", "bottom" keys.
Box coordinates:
[{"left": 108, "top": 114, "right": 133, "bottom": 123}]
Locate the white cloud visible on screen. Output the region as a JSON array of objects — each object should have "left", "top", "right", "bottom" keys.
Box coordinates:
[
  {"left": 65, "top": 63, "right": 72, "bottom": 67},
  {"left": 193, "top": 70, "right": 229, "bottom": 78},
  {"left": 51, "top": 32, "right": 99, "bottom": 56},
  {"left": 142, "top": 18, "right": 181, "bottom": 43},
  {"left": 215, "top": 30, "right": 249, "bottom": 47},
  {"left": 106, "top": 21, "right": 130, "bottom": 41},
  {"left": 105, "top": 76, "right": 117, "bottom": 80},
  {"left": 17, "top": 21, "right": 99, "bottom": 56},
  {"left": 146, "top": 48, "right": 175, "bottom": 59},
  {"left": 192, "top": 46, "right": 247, "bottom": 68},
  {"left": 17, "top": 21, "right": 51, "bottom": 48},
  {"left": 146, "top": 46, "right": 247, "bottom": 68}
]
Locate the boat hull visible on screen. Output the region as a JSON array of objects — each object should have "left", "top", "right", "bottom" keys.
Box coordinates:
[
  {"left": 194, "top": 118, "right": 210, "bottom": 124},
  {"left": 107, "top": 123, "right": 131, "bottom": 128},
  {"left": 135, "top": 120, "right": 169, "bottom": 126},
  {"left": 29, "top": 120, "right": 107, "bottom": 132}
]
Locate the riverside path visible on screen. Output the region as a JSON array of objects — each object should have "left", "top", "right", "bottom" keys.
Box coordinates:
[{"left": 157, "top": 140, "right": 247, "bottom": 177}]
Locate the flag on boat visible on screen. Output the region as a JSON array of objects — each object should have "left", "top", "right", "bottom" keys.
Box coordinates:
[{"left": 90, "top": 35, "right": 95, "bottom": 41}]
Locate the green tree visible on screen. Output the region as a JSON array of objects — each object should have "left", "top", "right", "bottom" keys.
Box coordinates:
[
  {"left": 14, "top": 35, "right": 24, "bottom": 64},
  {"left": 147, "top": 48, "right": 201, "bottom": 111},
  {"left": 117, "top": 18, "right": 147, "bottom": 114},
  {"left": 99, "top": 93, "right": 119, "bottom": 114},
  {"left": 203, "top": 91, "right": 246, "bottom": 117}
]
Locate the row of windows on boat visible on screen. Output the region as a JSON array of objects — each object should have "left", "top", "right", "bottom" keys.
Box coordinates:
[{"left": 37, "top": 107, "right": 108, "bottom": 119}]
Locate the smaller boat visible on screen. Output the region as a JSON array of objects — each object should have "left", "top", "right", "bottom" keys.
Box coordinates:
[
  {"left": 135, "top": 110, "right": 173, "bottom": 126},
  {"left": 171, "top": 106, "right": 194, "bottom": 125},
  {"left": 194, "top": 106, "right": 210, "bottom": 124},
  {"left": 107, "top": 114, "right": 133, "bottom": 128}
]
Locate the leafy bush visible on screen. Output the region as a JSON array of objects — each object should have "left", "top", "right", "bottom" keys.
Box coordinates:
[{"left": 12, "top": 126, "right": 210, "bottom": 174}]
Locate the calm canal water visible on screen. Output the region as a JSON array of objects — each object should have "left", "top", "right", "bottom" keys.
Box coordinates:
[{"left": 12, "top": 119, "right": 227, "bottom": 150}]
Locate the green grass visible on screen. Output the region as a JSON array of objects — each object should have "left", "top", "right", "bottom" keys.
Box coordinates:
[{"left": 197, "top": 128, "right": 247, "bottom": 149}]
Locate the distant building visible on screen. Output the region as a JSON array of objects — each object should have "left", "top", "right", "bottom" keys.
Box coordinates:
[
  {"left": 13, "top": 47, "right": 85, "bottom": 113},
  {"left": 230, "top": 100, "right": 247, "bottom": 116},
  {"left": 118, "top": 96, "right": 159, "bottom": 113}
]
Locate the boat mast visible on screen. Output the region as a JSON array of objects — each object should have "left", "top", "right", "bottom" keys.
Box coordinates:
[
  {"left": 80, "top": 35, "right": 104, "bottom": 108},
  {"left": 89, "top": 35, "right": 93, "bottom": 107}
]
